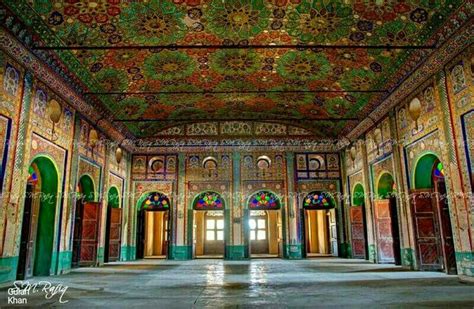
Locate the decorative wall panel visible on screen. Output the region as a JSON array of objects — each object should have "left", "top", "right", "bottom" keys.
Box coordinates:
[
  {"left": 296, "top": 153, "right": 340, "bottom": 180},
  {"left": 132, "top": 154, "right": 177, "bottom": 180},
  {"left": 0, "top": 115, "right": 11, "bottom": 193},
  {"left": 461, "top": 111, "right": 474, "bottom": 192}
]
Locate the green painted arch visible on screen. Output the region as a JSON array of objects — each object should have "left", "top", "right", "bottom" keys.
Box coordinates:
[
  {"left": 191, "top": 190, "right": 226, "bottom": 210},
  {"left": 107, "top": 186, "right": 120, "bottom": 209},
  {"left": 136, "top": 191, "right": 171, "bottom": 210},
  {"left": 352, "top": 183, "right": 365, "bottom": 206},
  {"left": 413, "top": 153, "right": 440, "bottom": 189},
  {"left": 377, "top": 172, "right": 395, "bottom": 199},
  {"left": 29, "top": 155, "right": 59, "bottom": 276},
  {"left": 78, "top": 174, "right": 95, "bottom": 202}
]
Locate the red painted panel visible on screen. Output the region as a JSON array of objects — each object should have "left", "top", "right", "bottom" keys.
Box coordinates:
[
  {"left": 374, "top": 200, "right": 394, "bottom": 263},
  {"left": 350, "top": 206, "right": 366, "bottom": 259},
  {"left": 411, "top": 190, "right": 442, "bottom": 271},
  {"left": 108, "top": 208, "right": 122, "bottom": 261},
  {"left": 79, "top": 202, "right": 101, "bottom": 266}
]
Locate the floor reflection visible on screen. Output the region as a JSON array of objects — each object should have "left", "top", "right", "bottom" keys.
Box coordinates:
[{"left": 205, "top": 262, "right": 224, "bottom": 286}]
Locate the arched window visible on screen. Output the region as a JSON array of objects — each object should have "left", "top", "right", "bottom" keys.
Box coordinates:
[
  {"left": 248, "top": 191, "right": 280, "bottom": 210},
  {"left": 142, "top": 192, "right": 170, "bottom": 211},
  {"left": 194, "top": 191, "right": 224, "bottom": 210},
  {"left": 202, "top": 156, "right": 218, "bottom": 170},
  {"left": 433, "top": 161, "right": 445, "bottom": 180},
  {"left": 302, "top": 191, "right": 335, "bottom": 209},
  {"left": 256, "top": 156, "right": 271, "bottom": 170},
  {"left": 27, "top": 166, "right": 38, "bottom": 186}
]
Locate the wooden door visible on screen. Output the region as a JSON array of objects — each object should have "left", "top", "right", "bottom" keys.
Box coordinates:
[
  {"left": 204, "top": 215, "right": 225, "bottom": 256},
  {"left": 350, "top": 206, "right": 366, "bottom": 259},
  {"left": 107, "top": 208, "right": 122, "bottom": 262},
  {"left": 18, "top": 185, "right": 34, "bottom": 279},
  {"left": 27, "top": 188, "right": 41, "bottom": 276},
  {"left": 250, "top": 215, "right": 269, "bottom": 255},
  {"left": 411, "top": 190, "right": 442, "bottom": 271},
  {"left": 162, "top": 212, "right": 169, "bottom": 256},
  {"left": 435, "top": 181, "right": 456, "bottom": 274},
  {"left": 329, "top": 209, "right": 338, "bottom": 256},
  {"left": 374, "top": 200, "right": 395, "bottom": 263},
  {"left": 78, "top": 202, "right": 101, "bottom": 266},
  {"left": 136, "top": 210, "right": 145, "bottom": 259},
  {"left": 72, "top": 199, "right": 83, "bottom": 267}
]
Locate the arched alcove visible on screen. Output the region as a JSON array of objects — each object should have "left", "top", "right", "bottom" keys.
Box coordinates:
[{"left": 18, "top": 155, "right": 59, "bottom": 279}]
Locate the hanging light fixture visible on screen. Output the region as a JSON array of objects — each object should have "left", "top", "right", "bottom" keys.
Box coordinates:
[
  {"left": 350, "top": 146, "right": 357, "bottom": 167},
  {"left": 47, "top": 99, "right": 62, "bottom": 141},
  {"left": 89, "top": 128, "right": 99, "bottom": 149},
  {"left": 115, "top": 146, "right": 123, "bottom": 164},
  {"left": 408, "top": 97, "right": 422, "bottom": 130}
]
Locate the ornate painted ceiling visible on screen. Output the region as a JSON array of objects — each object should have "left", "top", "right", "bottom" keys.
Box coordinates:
[{"left": 1, "top": 0, "right": 467, "bottom": 139}]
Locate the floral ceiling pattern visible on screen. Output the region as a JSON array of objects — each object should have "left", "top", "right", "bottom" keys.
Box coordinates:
[{"left": 2, "top": 0, "right": 465, "bottom": 138}]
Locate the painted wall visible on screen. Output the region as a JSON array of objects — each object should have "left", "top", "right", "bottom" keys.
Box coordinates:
[
  {"left": 342, "top": 46, "right": 473, "bottom": 277},
  {"left": 0, "top": 46, "right": 133, "bottom": 283},
  {"left": 127, "top": 152, "right": 342, "bottom": 260}
]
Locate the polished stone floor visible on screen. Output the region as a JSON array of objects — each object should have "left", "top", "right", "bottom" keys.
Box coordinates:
[{"left": 1, "top": 258, "right": 473, "bottom": 308}]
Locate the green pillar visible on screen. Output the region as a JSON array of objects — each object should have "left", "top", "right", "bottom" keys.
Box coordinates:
[
  {"left": 169, "top": 153, "right": 191, "bottom": 260},
  {"left": 284, "top": 152, "right": 302, "bottom": 259},
  {"left": 389, "top": 112, "right": 415, "bottom": 268},
  {"left": 227, "top": 152, "right": 247, "bottom": 260}
]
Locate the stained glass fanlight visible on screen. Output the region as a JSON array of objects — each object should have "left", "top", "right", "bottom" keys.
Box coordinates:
[
  {"left": 302, "top": 191, "right": 334, "bottom": 209},
  {"left": 433, "top": 161, "right": 445, "bottom": 179},
  {"left": 248, "top": 191, "right": 280, "bottom": 210},
  {"left": 143, "top": 192, "right": 170, "bottom": 211},
  {"left": 194, "top": 191, "right": 224, "bottom": 210},
  {"left": 27, "top": 166, "right": 38, "bottom": 185}
]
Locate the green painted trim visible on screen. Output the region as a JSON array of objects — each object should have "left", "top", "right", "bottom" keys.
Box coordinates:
[
  {"left": 31, "top": 156, "right": 59, "bottom": 277},
  {"left": 225, "top": 245, "right": 248, "bottom": 260},
  {"left": 283, "top": 244, "right": 303, "bottom": 259},
  {"left": 51, "top": 250, "right": 58, "bottom": 275},
  {"left": 352, "top": 183, "right": 365, "bottom": 206},
  {"left": 340, "top": 243, "right": 352, "bottom": 258},
  {"left": 368, "top": 244, "right": 377, "bottom": 262},
  {"left": 455, "top": 252, "right": 474, "bottom": 277},
  {"left": 169, "top": 245, "right": 192, "bottom": 260},
  {"left": 401, "top": 248, "right": 415, "bottom": 268},
  {"left": 0, "top": 256, "right": 18, "bottom": 284},
  {"left": 120, "top": 246, "right": 135, "bottom": 261},
  {"left": 377, "top": 172, "right": 395, "bottom": 199},
  {"left": 176, "top": 153, "right": 186, "bottom": 245},
  {"left": 78, "top": 174, "right": 95, "bottom": 202},
  {"left": 97, "top": 247, "right": 105, "bottom": 264},
  {"left": 56, "top": 251, "right": 72, "bottom": 274},
  {"left": 107, "top": 186, "right": 120, "bottom": 208},
  {"left": 413, "top": 153, "right": 438, "bottom": 189}
]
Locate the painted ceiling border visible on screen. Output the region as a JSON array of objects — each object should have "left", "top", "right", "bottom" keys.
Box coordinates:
[
  {"left": 0, "top": 28, "right": 134, "bottom": 150},
  {"left": 344, "top": 14, "right": 473, "bottom": 143}
]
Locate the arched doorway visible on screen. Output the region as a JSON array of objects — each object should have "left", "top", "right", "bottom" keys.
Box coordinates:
[
  {"left": 136, "top": 192, "right": 170, "bottom": 259},
  {"left": 192, "top": 191, "right": 225, "bottom": 258},
  {"left": 104, "top": 186, "right": 122, "bottom": 262},
  {"left": 72, "top": 174, "right": 100, "bottom": 267},
  {"left": 350, "top": 184, "right": 368, "bottom": 259},
  {"left": 17, "top": 156, "right": 58, "bottom": 279},
  {"left": 411, "top": 154, "right": 456, "bottom": 274},
  {"left": 302, "top": 191, "right": 334, "bottom": 257},
  {"left": 374, "top": 172, "right": 401, "bottom": 264},
  {"left": 248, "top": 191, "right": 282, "bottom": 258}
]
